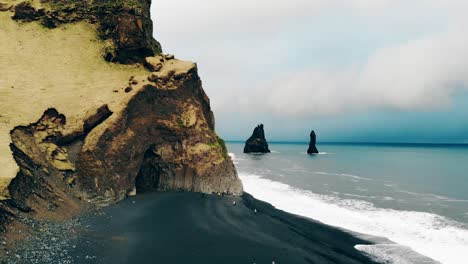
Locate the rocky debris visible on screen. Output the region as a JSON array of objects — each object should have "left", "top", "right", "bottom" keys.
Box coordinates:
[
  {"left": 165, "top": 54, "right": 175, "bottom": 60},
  {"left": 0, "top": 206, "right": 13, "bottom": 233},
  {"left": 9, "top": 0, "right": 162, "bottom": 63},
  {"left": 144, "top": 55, "right": 171, "bottom": 72},
  {"left": 307, "top": 130, "right": 319, "bottom": 154},
  {"left": 129, "top": 76, "right": 138, "bottom": 85},
  {"left": 0, "top": 215, "right": 84, "bottom": 264},
  {"left": 244, "top": 124, "right": 271, "bottom": 153}
]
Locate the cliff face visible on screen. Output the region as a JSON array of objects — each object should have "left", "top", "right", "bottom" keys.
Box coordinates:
[
  {"left": 244, "top": 124, "right": 271, "bottom": 153},
  {"left": 0, "top": 0, "right": 242, "bottom": 240},
  {"left": 75, "top": 57, "right": 242, "bottom": 204}
]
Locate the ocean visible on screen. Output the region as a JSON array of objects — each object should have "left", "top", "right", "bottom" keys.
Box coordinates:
[{"left": 227, "top": 142, "right": 468, "bottom": 264}]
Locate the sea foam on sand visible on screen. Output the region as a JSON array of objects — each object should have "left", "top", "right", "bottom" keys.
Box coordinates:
[{"left": 239, "top": 173, "right": 468, "bottom": 264}]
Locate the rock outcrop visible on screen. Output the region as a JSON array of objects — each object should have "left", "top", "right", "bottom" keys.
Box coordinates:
[
  {"left": 0, "top": 0, "right": 242, "bottom": 247},
  {"left": 5, "top": 55, "right": 242, "bottom": 210},
  {"left": 307, "top": 130, "right": 319, "bottom": 154},
  {"left": 244, "top": 124, "right": 270, "bottom": 153}
]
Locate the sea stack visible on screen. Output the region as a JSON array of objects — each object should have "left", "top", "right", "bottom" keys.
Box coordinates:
[
  {"left": 244, "top": 124, "right": 271, "bottom": 153},
  {"left": 307, "top": 130, "right": 319, "bottom": 154}
]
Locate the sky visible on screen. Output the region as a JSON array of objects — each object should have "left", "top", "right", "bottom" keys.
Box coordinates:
[{"left": 151, "top": 0, "right": 468, "bottom": 143}]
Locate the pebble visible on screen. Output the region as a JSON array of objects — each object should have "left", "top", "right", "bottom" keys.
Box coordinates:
[{"left": 1, "top": 217, "right": 82, "bottom": 264}]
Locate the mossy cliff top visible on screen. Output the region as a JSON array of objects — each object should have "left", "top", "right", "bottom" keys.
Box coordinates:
[{"left": 1, "top": 0, "right": 162, "bottom": 63}]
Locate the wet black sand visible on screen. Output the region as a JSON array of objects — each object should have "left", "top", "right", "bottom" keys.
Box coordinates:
[{"left": 5, "top": 192, "right": 378, "bottom": 264}]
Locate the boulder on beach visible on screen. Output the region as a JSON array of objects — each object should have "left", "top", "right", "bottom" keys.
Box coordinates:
[
  {"left": 307, "top": 130, "right": 319, "bottom": 154},
  {"left": 244, "top": 124, "right": 271, "bottom": 153}
]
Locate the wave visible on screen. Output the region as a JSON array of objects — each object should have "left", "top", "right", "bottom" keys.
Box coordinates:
[
  {"left": 299, "top": 152, "right": 335, "bottom": 155},
  {"left": 355, "top": 244, "right": 437, "bottom": 264},
  {"left": 228, "top": 152, "right": 251, "bottom": 164},
  {"left": 398, "top": 190, "right": 468, "bottom": 203},
  {"left": 239, "top": 173, "right": 468, "bottom": 264},
  {"left": 314, "top": 171, "right": 373, "bottom": 181},
  {"left": 228, "top": 153, "right": 239, "bottom": 164}
]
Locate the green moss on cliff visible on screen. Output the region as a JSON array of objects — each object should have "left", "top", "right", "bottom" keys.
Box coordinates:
[
  {"left": 207, "top": 136, "right": 228, "bottom": 159},
  {"left": 217, "top": 137, "right": 228, "bottom": 158}
]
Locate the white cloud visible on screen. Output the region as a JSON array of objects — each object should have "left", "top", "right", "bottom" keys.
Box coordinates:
[
  {"left": 153, "top": 0, "right": 466, "bottom": 34},
  {"left": 152, "top": 0, "right": 468, "bottom": 117},
  {"left": 227, "top": 25, "right": 468, "bottom": 116}
]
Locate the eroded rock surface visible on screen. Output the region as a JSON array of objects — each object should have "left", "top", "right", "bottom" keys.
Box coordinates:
[
  {"left": 244, "top": 124, "right": 271, "bottom": 153},
  {"left": 77, "top": 57, "right": 242, "bottom": 204}
]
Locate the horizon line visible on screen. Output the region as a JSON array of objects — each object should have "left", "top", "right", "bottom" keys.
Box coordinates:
[{"left": 225, "top": 140, "right": 468, "bottom": 146}]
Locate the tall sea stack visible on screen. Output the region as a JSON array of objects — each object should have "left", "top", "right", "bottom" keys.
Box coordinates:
[
  {"left": 307, "top": 130, "right": 319, "bottom": 154},
  {"left": 0, "top": 0, "right": 242, "bottom": 240},
  {"left": 244, "top": 124, "right": 270, "bottom": 153}
]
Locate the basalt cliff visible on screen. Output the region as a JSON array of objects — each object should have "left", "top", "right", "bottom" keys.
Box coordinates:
[{"left": 0, "top": 0, "right": 242, "bottom": 250}]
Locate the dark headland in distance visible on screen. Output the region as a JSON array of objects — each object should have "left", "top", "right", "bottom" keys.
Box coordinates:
[{"left": 7, "top": 192, "right": 378, "bottom": 264}]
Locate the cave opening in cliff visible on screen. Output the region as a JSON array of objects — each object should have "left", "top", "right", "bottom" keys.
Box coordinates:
[{"left": 135, "top": 146, "right": 163, "bottom": 193}]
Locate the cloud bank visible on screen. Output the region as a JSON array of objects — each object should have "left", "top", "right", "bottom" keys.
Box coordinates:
[
  {"left": 153, "top": 0, "right": 468, "bottom": 118},
  {"left": 232, "top": 25, "right": 468, "bottom": 116}
]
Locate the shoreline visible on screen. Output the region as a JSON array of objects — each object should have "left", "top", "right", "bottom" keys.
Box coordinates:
[{"left": 2, "top": 192, "right": 378, "bottom": 264}]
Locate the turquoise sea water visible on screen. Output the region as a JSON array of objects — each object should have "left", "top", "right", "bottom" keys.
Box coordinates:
[{"left": 227, "top": 142, "right": 468, "bottom": 264}]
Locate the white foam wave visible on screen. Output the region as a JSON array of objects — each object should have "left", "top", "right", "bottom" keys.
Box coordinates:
[
  {"left": 301, "top": 152, "right": 335, "bottom": 155},
  {"left": 341, "top": 193, "right": 377, "bottom": 199},
  {"left": 314, "top": 171, "right": 372, "bottom": 181},
  {"left": 240, "top": 173, "right": 468, "bottom": 264},
  {"left": 355, "top": 244, "right": 438, "bottom": 264},
  {"left": 398, "top": 190, "right": 468, "bottom": 203},
  {"left": 228, "top": 153, "right": 239, "bottom": 164}
]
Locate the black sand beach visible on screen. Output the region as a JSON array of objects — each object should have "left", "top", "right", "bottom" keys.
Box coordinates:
[{"left": 6, "top": 192, "right": 378, "bottom": 264}]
